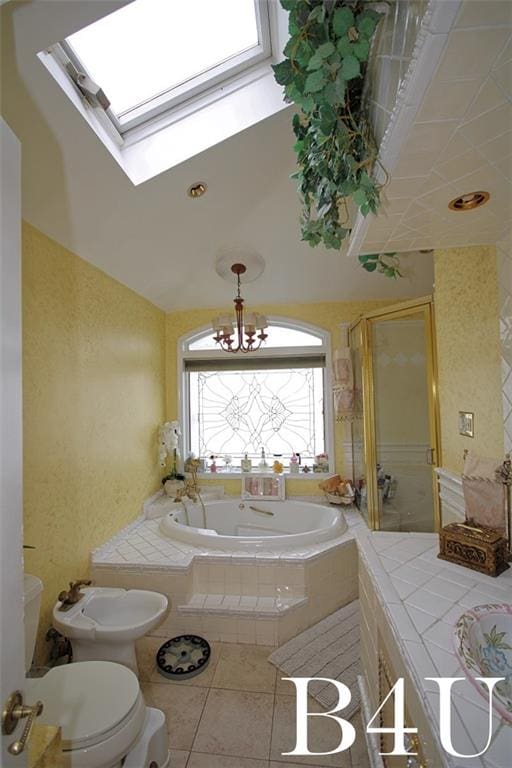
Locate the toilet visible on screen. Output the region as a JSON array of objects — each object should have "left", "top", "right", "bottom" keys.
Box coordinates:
[
  {"left": 52, "top": 586, "right": 168, "bottom": 673},
  {"left": 24, "top": 574, "right": 170, "bottom": 768}
]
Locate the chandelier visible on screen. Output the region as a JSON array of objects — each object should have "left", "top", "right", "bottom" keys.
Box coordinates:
[{"left": 212, "top": 263, "right": 268, "bottom": 353}]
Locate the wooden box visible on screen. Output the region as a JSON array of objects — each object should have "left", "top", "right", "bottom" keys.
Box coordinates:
[{"left": 438, "top": 523, "right": 510, "bottom": 577}]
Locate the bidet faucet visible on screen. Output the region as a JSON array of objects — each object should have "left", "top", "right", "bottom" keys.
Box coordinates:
[{"left": 57, "top": 579, "right": 92, "bottom": 610}]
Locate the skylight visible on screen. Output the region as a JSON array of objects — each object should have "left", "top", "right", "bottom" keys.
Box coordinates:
[{"left": 60, "top": 0, "right": 268, "bottom": 133}]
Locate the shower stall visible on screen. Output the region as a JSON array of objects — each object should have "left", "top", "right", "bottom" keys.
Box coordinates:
[{"left": 349, "top": 297, "right": 440, "bottom": 532}]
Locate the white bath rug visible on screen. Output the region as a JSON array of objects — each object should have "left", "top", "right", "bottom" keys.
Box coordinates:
[{"left": 268, "top": 599, "right": 361, "bottom": 718}]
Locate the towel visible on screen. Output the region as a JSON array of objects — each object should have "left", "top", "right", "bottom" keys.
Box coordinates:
[
  {"left": 462, "top": 452, "right": 506, "bottom": 533},
  {"left": 332, "top": 347, "right": 354, "bottom": 422}
]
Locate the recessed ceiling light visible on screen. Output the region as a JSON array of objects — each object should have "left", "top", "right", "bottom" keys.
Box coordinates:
[
  {"left": 187, "top": 182, "right": 207, "bottom": 199},
  {"left": 448, "top": 191, "right": 490, "bottom": 211}
]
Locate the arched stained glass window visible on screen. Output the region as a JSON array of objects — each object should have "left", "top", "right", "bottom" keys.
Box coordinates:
[{"left": 180, "top": 318, "right": 332, "bottom": 472}]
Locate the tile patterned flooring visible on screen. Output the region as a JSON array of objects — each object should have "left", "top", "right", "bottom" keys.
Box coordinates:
[{"left": 137, "top": 637, "right": 370, "bottom": 768}]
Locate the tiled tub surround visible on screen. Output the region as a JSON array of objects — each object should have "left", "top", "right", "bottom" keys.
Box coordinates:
[
  {"left": 91, "top": 500, "right": 362, "bottom": 646},
  {"left": 358, "top": 532, "right": 512, "bottom": 768},
  {"left": 91, "top": 499, "right": 511, "bottom": 765}
]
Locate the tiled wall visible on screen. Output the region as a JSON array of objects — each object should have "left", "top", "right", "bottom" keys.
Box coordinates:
[
  {"left": 92, "top": 540, "right": 358, "bottom": 647},
  {"left": 497, "top": 235, "right": 512, "bottom": 454}
]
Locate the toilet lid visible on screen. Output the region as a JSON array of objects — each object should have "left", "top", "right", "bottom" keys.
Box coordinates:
[{"left": 28, "top": 661, "right": 140, "bottom": 748}]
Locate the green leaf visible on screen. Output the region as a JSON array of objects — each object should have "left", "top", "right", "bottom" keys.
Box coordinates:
[
  {"left": 357, "top": 10, "right": 381, "bottom": 39},
  {"left": 337, "top": 36, "right": 353, "bottom": 58},
  {"left": 322, "top": 81, "right": 338, "bottom": 106},
  {"left": 363, "top": 262, "right": 378, "bottom": 272},
  {"left": 280, "top": 0, "right": 295, "bottom": 10},
  {"left": 272, "top": 60, "right": 294, "bottom": 86},
  {"left": 353, "top": 38, "right": 370, "bottom": 61},
  {"left": 341, "top": 54, "right": 360, "bottom": 81},
  {"left": 307, "top": 42, "right": 336, "bottom": 70},
  {"left": 353, "top": 188, "right": 367, "bottom": 207},
  {"left": 296, "top": 41, "right": 315, "bottom": 67},
  {"left": 359, "top": 253, "right": 378, "bottom": 263},
  {"left": 304, "top": 69, "right": 327, "bottom": 93},
  {"left": 333, "top": 7, "right": 354, "bottom": 37},
  {"left": 334, "top": 72, "right": 346, "bottom": 102},
  {"left": 358, "top": 170, "right": 374, "bottom": 190},
  {"left": 308, "top": 5, "right": 325, "bottom": 23}
]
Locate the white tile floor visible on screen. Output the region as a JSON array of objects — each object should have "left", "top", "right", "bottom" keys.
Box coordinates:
[{"left": 136, "top": 638, "right": 371, "bottom": 768}]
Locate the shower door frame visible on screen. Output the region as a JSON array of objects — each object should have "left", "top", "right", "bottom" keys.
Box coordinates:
[{"left": 350, "top": 296, "right": 441, "bottom": 531}]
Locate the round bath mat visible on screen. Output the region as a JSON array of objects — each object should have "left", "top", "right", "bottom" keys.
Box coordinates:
[{"left": 156, "top": 635, "right": 211, "bottom": 680}]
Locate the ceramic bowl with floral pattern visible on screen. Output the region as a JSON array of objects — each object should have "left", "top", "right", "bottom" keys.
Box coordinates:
[{"left": 454, "top": 603, "right": 512, "bottom": 723}]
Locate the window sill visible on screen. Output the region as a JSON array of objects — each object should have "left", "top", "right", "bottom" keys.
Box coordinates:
[{"left": 195, "top": 471, "right": 332, "bottom": 480}]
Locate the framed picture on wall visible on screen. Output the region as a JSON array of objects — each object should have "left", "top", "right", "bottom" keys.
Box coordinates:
[{"left": 458, "top": 411, "right": 474, "bottom": 438}]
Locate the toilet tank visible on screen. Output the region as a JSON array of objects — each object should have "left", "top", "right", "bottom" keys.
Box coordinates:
[{"left": 24, "top": 574, "right": 43, "bottom": 673}]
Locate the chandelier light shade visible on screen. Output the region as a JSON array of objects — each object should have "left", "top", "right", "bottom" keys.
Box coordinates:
[{"left": 212, "top": 263, "right": 268, "bottom": 353}]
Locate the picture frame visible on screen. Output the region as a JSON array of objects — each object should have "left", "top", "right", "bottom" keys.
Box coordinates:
[{"left": 458, "top": 411, "right": 474, "bottom": 438}]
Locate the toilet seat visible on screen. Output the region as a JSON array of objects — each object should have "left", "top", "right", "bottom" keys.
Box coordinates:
[{"left": 27, "top": 661, "right": 146, "bottom": 765}]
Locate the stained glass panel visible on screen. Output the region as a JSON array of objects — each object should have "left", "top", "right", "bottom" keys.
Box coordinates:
[{"left": 189, "top": 367, "right": 325, "bottom": 465}]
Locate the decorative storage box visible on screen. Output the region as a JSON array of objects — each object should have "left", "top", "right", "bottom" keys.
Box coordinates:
[
  {"left": 241, "top": 474, "right": 285, "bottom": 501},
  {"left": 438, "top": 523, "right": 510, "bottom": 577}
]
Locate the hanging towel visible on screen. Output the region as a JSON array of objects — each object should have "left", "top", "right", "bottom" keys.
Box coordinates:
[
  {"left": 332, "top": 347, "right": 354, "bottom": 422},
  {"left": 462, "top": 452, "right": 506, "bottom": 533}
]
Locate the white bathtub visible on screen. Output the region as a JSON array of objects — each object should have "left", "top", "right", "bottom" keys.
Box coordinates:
[{"left": 158, "top": 498, "right": 347, "bottom": 550}]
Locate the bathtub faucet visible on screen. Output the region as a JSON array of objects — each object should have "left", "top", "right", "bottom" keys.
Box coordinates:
[
  {"left": 174, "top": 460, "right": 201, "bottom": 503},
  {"left": 174, "top": 478, "right": 199, "bottom": 503}
]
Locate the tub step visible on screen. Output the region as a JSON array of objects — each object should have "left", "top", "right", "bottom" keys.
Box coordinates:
[{"left": 177, "top": 593, "right": 307, "bottom": 618}]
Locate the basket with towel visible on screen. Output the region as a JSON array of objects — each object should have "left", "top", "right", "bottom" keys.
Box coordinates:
[{"left": 438, "top": 452, "right": 510, "bottom": 577}]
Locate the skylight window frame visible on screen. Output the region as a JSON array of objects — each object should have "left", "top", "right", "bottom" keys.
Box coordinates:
[{"left": 54, "top": 0, "right": 272, "bottom": 138}]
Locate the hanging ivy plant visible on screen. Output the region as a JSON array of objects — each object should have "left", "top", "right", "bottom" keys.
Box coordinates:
[
  {"left": 359, "top": 251, "right": 402, "bottom": 278},
  {"left": 272, "top": 0, "right": 385, "bottom": 253}
]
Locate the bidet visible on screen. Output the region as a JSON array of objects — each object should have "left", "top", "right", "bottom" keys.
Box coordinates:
[{"left": 52, "top": 587, "right": 168, "bottom": 673}]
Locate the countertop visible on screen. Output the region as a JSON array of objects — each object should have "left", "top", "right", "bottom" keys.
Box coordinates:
[{"left": 357, "top": 529, "right": 512, "bottom": 768}]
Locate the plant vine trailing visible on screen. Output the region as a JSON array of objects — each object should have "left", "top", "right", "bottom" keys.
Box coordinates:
[{"left": 273, "top": 0, "right": 401, "bottom": 278}]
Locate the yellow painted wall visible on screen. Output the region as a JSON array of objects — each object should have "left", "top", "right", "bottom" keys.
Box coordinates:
[
  {"left": 165, "top": 300, "right": 392, "bottom": 496},
  {"left": 22, "top": 223, "right": 166, "bottom": 661},
  {"left": 434, "top": 245, "right": 503, "bottom": 473}
]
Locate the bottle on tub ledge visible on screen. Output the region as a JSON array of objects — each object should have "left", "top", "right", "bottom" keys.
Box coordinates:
[
  {"left": 258, "top": 447, "right": 269, "bottom": 472},
  {"left": 241, "top": 453, "right": 252, "bottom": 472},
  {"left": 289, "top": 453, "right": 300, "bottom": 474}
]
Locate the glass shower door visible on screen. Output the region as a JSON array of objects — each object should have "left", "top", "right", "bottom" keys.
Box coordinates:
[
  {"left": 368, "top": 303, "right": 439, "bottom": 532},
  {"left": 350, "top": 322, "right": 367, "bottom": 524}
]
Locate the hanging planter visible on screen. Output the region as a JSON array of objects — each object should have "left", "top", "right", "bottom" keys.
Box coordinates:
[{"left": 273, "top": 1, "right": 400, "bottom": 276}]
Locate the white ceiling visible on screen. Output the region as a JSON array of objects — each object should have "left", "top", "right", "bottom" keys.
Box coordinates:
[
  {"left": 356, "top": 0, "right": 512, "bottom": 254},
  {"left": 1, "top": 1, "right": 509, "bottom": 311}
]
